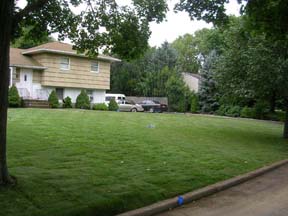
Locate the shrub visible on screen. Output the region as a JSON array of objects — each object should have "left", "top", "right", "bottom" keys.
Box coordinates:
[
  {"left": 93, "top": 103, "right": 108, "bottom": 111},
  {"left": 265, "top": 111, "right": 285, "bottom": 122},
  {"left": 240, "top": 107, "right": 255, "bottom": 119},
  {"left": 190, "top": 93, "right": 199, "bottom": 113},
  {"left": 254, "top": 101, "right": 269, "bottom": 119},
  {"left": 225, "top": 106, "right": 241, "bottom": 117},
  {"left": 76, "top": 90, "right": 90, "bottom": 109},
  {"left": 63, "top": 96, "right": 72, "bottom": 108},
  {"left": 215, "top": 105, "right": 230, "bottom": 116},
  {"left": 48, "top": 90, "right": 59, "bottom": 108},
  {"left": 108, "top": 98, "right": 119, "bottom": 111},
  {"left": 8, "top": 85, "right": 21, "bottom": 107}
]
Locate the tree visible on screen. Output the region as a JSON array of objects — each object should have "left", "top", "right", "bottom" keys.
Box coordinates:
[
  {"left": 8, "top": 85, "right": 21, "bottom": 108},
  {"left": 175, "top": 0, "right": 288, "bottom": 138},
  {"left": 48, "top": 90, "right": 59, "bottom": 108},
  {"left": 172, "top": 34, "right": 200, "bottom": 73},
  {"left": 198, "top": 50, "right": 219, "bottom": 113},
  {"left": 75, "top": 90, "right": 90, "bottom": 109},
  {"left": 11, "top": 25, "right": 55, "bottom": 49},
  {"left": 0, "top": 0, "right": 168, "bottom": 185}
]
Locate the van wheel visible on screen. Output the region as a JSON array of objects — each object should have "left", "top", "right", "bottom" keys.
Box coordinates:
[{"left": 131, "top": 108, "right": 137, "bottom": 112}]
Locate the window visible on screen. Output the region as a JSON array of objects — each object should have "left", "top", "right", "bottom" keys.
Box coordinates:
[
  {"left": 60, "top": 57, "right": 70, "bottom": 70},
  {"left": 91, "top": 61, "right": 99, "bottom": 72},
  {"left": 56, "top": 88, "right": 64, "bottom": 100}
]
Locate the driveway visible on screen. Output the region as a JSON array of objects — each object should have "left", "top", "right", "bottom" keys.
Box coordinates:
[{"left": 157, "top": 163, "right": 288, "bottom": 216}]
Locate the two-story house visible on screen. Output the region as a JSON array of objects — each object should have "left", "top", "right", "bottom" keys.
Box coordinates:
[{"left": 9, "top": 41, "right": 120, "bottom": 104}]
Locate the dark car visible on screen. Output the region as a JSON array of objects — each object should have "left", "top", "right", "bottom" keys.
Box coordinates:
[{"left": 138, "top": 100, "right": 168, "bottom": 112}]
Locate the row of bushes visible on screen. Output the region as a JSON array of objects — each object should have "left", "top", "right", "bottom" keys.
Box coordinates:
[
  {"left": 214, "top": 104, "right": 285, "bottom": 122},
  {"left": 189, "top": 93, "right": 285, "bottom": 122},
  {"left": 8, "top": 86, "right": 119, "bottom": 111},
  {"left": 49, "top": 90, "right": 119, "bottom": 111}
]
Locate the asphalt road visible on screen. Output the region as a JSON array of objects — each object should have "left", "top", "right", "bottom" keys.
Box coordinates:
[{"left": 157, "top": 163, "right": 288, "bottom": 216}]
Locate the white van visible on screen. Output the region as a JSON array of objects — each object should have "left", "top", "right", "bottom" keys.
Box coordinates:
[{"left": 105, "top": 93, "right": 126, "bottom": 105}]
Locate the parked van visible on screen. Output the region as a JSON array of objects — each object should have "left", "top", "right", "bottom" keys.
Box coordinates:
[{"left": 105, "top": 93, "right": 126, "bottom": 105}]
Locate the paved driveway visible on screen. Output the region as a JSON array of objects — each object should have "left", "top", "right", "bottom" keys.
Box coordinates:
[{"left": 157, "top": 164, "right": 288, "bottom": 216}]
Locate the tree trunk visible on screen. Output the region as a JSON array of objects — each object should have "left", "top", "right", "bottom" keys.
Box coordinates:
[{"left": 0, "top": 0, "right": 14, "bottom": 185}]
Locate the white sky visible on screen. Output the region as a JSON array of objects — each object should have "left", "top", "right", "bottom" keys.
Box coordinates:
[{"left": 17, "top": 0, "right": 241, "bottom": 47}]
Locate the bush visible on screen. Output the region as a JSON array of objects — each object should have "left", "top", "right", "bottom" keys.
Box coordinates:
[
  {"left": 48, "top": 90, "right": 59, "bottom": 108},
  {"left": 8, "top": 85, "right": 21, "bottom": 107},
  {"left": 108, "top": 98, "right": 119, "bottom": 111},
  {"left": 240, "top": 107, "right": 255, "bottom": 119},
  {"left": 254, "top": 101, "right": 269, "bottom": 119},
  {"left": 63, "top": 96, "right": 72, "bottom": 108},
  {"left": 225, "top": 106, "right": 241, "bottom": 117},
  {"left": 93, "top": 103, "right": 108, "bottom": 111},
  {"left": 265, "top": 110, "right": 286, "bottom": 122},
  {"left": 215, "top": 105, "right": 230, "bottom": 116},
  {"left": 190, "top": 93, "right": 199, "bottom": 113},
  {"left": 76, "top": 90, "right": 90, "bottom": 109}
]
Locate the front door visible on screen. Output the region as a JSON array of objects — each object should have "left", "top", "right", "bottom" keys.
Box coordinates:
[{"left": 20, "top": 69, "right": 33, "bottom": 98}]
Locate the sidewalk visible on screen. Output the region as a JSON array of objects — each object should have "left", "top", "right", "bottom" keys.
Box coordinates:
[{"left": 157, "top": 163, "right": 288, "bottom": 216}]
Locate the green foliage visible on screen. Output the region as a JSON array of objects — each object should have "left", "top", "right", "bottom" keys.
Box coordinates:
[
  {"left": 265, "top": 111, "right": 286, "bottom": 122},
  {"left": 76, "top": 90, "right": 90, "bottom": 109},
  {"left": 165, "top": 74, "right": 189, "bottom": 112},
  {"left": 254, "top": 101, "right": 269, "bottom": 120},
  {"left": 110, "top": 43, "right": 178, "bottom": 97},
  {"left": 11, "top": 26, "right": 54, "bottom": 49},
  {"left": 240, "top": 107, "right": 256, "bottom": 119},
  {"left": 190, "top": 92, "right": 199, "bottom": 113},
  {"left": 225, "top": 106, "right": 241, "bottom": 117},
  {"left": 198, "top": 50, "right": 219, "bottom": 113},
  {"left": 8, "top": 85, "right": 21, "bottom": 108},
  {"left": 108, "top": 99, "right": 119, "bottom": 111},
  {"left": 48, "top": 90, "right": 59, "bottom": 108},
  {"left": 93, "top": 103, "right": 108, "bottom": 111},
  {"left": 216, "top": 105, "right": 241, "bottom": 117},
  {"left": 63, "top": 96, "right": 72, "bottom": 108},
  {"left": 11, "top": 0, "right": 168, "bottom": 60}
]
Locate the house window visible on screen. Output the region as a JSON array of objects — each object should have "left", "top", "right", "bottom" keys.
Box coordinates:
[
  {"left": 56, "top": 88, "right": 64, "bottom": 100},
  {"left": 60, "top": 57, "right": 70, "bottom": 70},
  {"left": 91, "top": 61, "right": 99, "bottom": 73}
]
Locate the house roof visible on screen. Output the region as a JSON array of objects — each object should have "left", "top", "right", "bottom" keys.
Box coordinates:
[
  {"left": 182, "top": 72, "right": 201, "bottom": 79},
  {"left": 22, "top": 41, "right": 121, "bottom": 62},
  {"left": 10, "top": 48, "right": 46, "bottom": 69}
]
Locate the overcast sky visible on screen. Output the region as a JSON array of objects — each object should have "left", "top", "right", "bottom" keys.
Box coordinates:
[{"left": 17, "top": 0, "right": 241, "bottom": 47}]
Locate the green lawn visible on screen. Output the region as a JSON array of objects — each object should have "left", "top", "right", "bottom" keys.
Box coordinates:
[{"left": 1, "top": 109, "right": 288, "bottom": 216}]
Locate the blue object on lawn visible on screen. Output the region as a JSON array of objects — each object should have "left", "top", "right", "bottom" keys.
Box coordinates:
[{"left": 177, "top": 196, "right": 184, "bottom": 206}]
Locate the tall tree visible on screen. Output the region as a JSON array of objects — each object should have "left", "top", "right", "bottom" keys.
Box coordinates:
[
  {"left": 11, "top": 25, "right": 55, "bottom": 49},
  {"left": 0, "top": 0, "right": 168, "bottom": 185},
  {"left": 198, "top": 50, "right": 219, "bottom": 113},
  {"left": 175, "top": 0, "right": 288, "bottom": 138}
]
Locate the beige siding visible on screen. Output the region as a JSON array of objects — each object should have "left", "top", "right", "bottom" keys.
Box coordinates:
[
  {"left": 12, "top": 68, "right": 20, "bottom": 84},
  {"left": 33, "top": 70, "right": 42, "bottom": 83},
  {"left": 32, "top": 53, "right": 111, "bottom": 89}
]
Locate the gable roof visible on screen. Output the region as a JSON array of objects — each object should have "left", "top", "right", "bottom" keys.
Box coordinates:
[
  {"left": 10, "top": 48, "right": 46, "bottom": 69},
  {"left": 22, "top": 41, "right": 121, "bottom": 62}
]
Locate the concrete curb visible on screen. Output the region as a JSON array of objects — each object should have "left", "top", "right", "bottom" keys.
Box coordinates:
[{"left": 117, "top": 159, "right": 288, "bottom": 216}]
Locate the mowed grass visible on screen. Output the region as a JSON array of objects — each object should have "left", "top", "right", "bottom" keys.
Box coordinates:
[{"left": 1, "top": 109, "right": 288, "bottom": 216}]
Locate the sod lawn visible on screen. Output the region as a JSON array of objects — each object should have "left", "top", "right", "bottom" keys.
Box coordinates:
[{"left": 1, "top": 108, "right": 288, "bottom": 216}]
